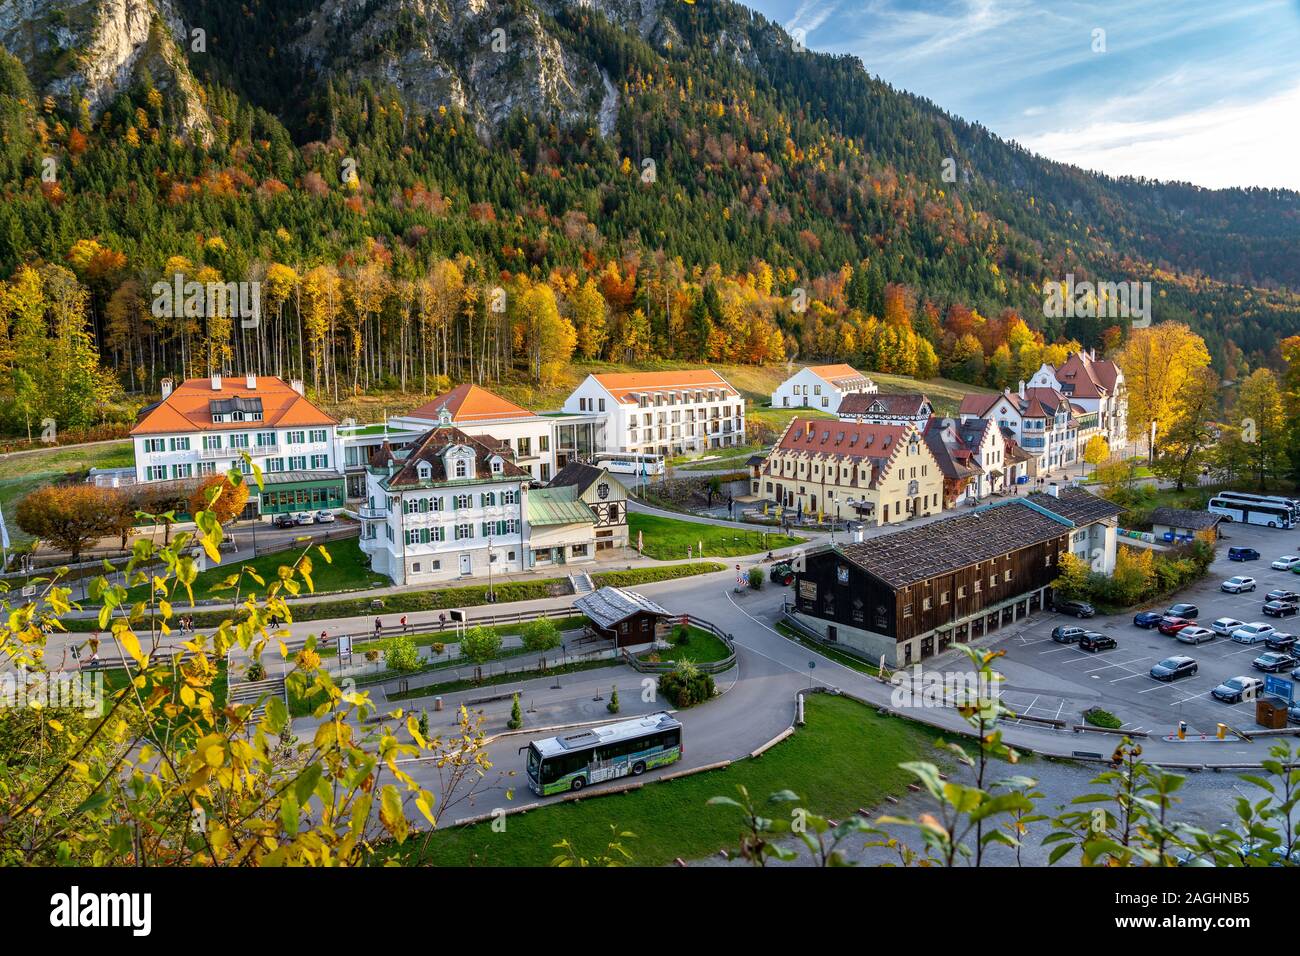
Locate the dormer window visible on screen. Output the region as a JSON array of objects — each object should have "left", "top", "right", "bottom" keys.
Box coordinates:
[
  {"left": 418, "top": 461, "right": 432, "bottom": 481},
  {"left": 491, "top": 457, "right": 503, "bottom": 474},
  {"left": 455, "top": 460, "right": 467, "bottom": 479}
]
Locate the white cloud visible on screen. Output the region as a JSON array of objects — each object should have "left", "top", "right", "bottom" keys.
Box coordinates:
[{"left": 1018, "top": 82, "right": 1300, "bottom": 190}]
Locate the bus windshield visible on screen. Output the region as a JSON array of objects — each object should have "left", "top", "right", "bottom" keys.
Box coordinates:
[{"left": 526, "top": 745, "right": 541, "bottom": 781}]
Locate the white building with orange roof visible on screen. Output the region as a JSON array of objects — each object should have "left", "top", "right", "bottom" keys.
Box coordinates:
[
  {"left": 562, "top": 369, "right": 746, "bottom": 458},
  {"left": 770, "top": 363, "right": 877, "bottom": 414},
  {"left": 129, "top": 374, "right": 345, "bottom": 519},
  {"left": 388, "top": 382, "right": 607, "bottom": 485}
]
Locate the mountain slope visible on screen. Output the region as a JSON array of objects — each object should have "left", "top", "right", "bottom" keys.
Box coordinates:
[{"left": 0, "top": 0, "right": 1296, "bottom": 377}]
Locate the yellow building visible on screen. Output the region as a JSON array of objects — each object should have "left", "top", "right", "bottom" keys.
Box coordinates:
[{"left": 756, "top": 418, "right": 944, "bottom": 526}]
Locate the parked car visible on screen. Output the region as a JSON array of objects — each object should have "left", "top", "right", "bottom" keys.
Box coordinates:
[
  {"left": 314, "top": 510, "right": 336, "bottom": 523},
  {"left": 1051, "top": 625, "right": 1088, "bottom": 644},
  {"left": 1166, "top": 603, "right": 1200, "bottom": 619},
  {"left": 1265, "top": 589, "right": 1300, "bottom": 604},
  {"left": 1266, "top": 632, "right": 1297, "bottom": 651},
  {"left": 1212, "top": 676, "right": 1264, "bottom": 703},
  {"left": 1079, "top": 632, "right": 1117, "bottom": 653},
  {"left": 769, "top": 562, "right": 795, "bottom": 586},
  {"left": 1221, "top": 576, "right": 1257, "bottom": 594},
  {"left": 1133, "top": 611, "right": 1163, "bottom": 629},
  {"left": 1263, "top": 601, "right": 1299, "bottom": 618},
  {"left": 273, "top": 514, "right": 296, "bottom": 529},
  {"left": 1175, "top": 626, "right": 1216, "bottom": 645},
  {"left": 1054, "top": 599, "right": 1095, "bottom": 618},
  {"left": 1228, "top": 547, "right": 1261, "bottom": 562},
  {"left": 1150, "top": 656, "right": 1198, "bottom": 681},
  {"left": 1252, "top": 651, "right": 1297, "bottom": 673},
  {"left": 1158, "top": 616, "right": 1195, "bottom": 636},
  {"left": 1211, "top": 617, "right": 1247, "bottom": 637},
  {"left": 1289, "top": 701, "right": 1300, "bottom": 724},
  {"left": 1231, "top": 622, "right": 1278, "bottom": 644},
  {"left": 1271, "top": 555, "right": 1300, "bottom": 571},
  {"left": 293, "top": 512, "right": 315, "bottom": 525}
]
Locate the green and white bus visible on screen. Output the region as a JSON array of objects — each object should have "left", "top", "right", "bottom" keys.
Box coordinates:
[{"left": 524, "top": 712, "right": 683, "bottom": 796}]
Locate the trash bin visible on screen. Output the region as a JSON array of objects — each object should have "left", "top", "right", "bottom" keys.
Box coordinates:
[
  {"left": 434, "top": 696, "right": 444, "bottom": 712},
  {"left": 1256, "top": 696, "right": 1288, "bottom": 729}
]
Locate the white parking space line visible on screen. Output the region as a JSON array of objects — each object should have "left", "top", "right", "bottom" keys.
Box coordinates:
[{"left": 1082, "top": 657, "right": 1149, "bottom": 674}]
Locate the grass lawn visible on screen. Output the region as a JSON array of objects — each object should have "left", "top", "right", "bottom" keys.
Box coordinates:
[
  {"left": 388, "top": 693, "right": 937, "bottom": 867},
  {"left": 102, "top": 537, "right": 388, "bottom": 606},
  {"left": 647, "top": 625, "right": 731, "bottom": 664},
  {"left": 748, "top": 405, "right": 837, "bottom": 434},
  {"left": 0, "top": 441, "right": 134, "bottom": 546},
  {"left": 318, "top": 615, "right": 590, "bottom": 659},
  {"left": 61, "top": 562, "right": 725, "bottom": 632},
  {"left": 775, "top": 622, "right": 881, "bottom": 676},
  {"left": 628, "top": 513, "right": 803, "bottom": 560},
  {"left": 870, "top": 373, "right": 996, "bottom": 417},
  {"left": 377, "top": 657, "right": 622, "bottom": 705}
]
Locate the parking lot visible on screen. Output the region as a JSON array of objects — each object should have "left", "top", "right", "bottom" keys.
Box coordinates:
[{"left": 986, "top": 521, "right": 1300, "bottom": 738}]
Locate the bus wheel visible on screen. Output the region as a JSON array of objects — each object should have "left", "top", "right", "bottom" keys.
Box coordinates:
[
  {"left": 1269, "top": 521, "right": 1278, "bottom": 528},
  {"left": 631, "top": 762, "right": 646, "bottom": 776},
  {"left": 570, "top": 777, "right": 585, "bottom": 792}
]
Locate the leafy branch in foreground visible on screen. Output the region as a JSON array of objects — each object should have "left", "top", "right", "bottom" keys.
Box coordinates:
[{"left": 0, "top": 463, "right": 498, "bottom": 866}]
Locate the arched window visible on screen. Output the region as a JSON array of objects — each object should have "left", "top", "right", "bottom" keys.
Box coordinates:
[{"left": 455, "top": 459, "right": 467, "bottom": 479}]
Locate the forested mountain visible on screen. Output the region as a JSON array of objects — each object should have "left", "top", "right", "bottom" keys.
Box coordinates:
[{"left": 0, "top": 0, "right": 1295, "bottom": 434}]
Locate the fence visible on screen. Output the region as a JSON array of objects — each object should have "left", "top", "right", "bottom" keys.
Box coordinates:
[{"left": 622, "top": 614, "right": 737, "bottom": 675}]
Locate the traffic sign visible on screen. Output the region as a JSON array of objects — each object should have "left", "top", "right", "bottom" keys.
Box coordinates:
[{"left": 1265, "top": 675, "right": 1294, "bottom": 703}]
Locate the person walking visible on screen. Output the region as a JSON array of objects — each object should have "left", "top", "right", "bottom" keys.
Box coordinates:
[
  {"left": 439, "top": 612, "right": 447, "bottom": 632},
  {"left": 374, "top": 617, "right": 383, "bottom": 638},
  {"left": 400, "top": 614, "right": 409, "bottom": 633}
]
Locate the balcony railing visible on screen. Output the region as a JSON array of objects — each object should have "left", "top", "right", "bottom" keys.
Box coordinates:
[{"left": 358, "top": 506, "right": 388, "bottom": 519}]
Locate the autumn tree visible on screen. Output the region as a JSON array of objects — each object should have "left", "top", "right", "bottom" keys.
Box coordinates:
[
  {"left": 1082, "top": 435, "right": 1110, "bottom": 470},
  {"left": 1232, "top": 368, "right": 1287, "bottom": 490},
  {"left": 187, "top": 473, "right": 252, "bottom": 526},
  {"left": 1117, "top": 323, "right": 1211, "bottom": 456},
  {"left": 1151, "top": 366, "right": 1219, "bottom": 491},
  {"left": 15, "top": 485, "right": 124, "bottom": 562}
]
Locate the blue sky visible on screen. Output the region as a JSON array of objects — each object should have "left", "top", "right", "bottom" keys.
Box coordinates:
[{"left": 741, "top": 0, "right": 1300, "bottom": 190}]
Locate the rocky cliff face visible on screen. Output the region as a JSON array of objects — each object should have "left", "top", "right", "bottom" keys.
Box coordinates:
[
  {"left": 0, "top": 0, "right": 210, "bottom": 139},
  {"left": 294, "top": 0, "right": 632, "bottom": 139}
]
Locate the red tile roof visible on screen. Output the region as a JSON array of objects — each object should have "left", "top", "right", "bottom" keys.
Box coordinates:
[
  {"left": 130, "top": 376, "right": 336, "bottom": 435},
  {"left": 405, "top": 383, "right": 538, "bottom": 424},
  {"left": 591, "top": 369, "right": 738, "bottom": 404}
]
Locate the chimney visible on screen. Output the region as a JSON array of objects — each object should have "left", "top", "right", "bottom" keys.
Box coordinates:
[
  {"left": 1018, "top": 380, "right": 1026, "bottom": 398},
  {"left": 211, "top": 374, "right": 222, "bottom": 391},
  {"left": 1090, "top": 347, "right": 1097, "bottom": 361},
  {"left": 1048, "top": 482, "right": 1060, "bottom": 498},
  {"left": 160, "top": 378, "right": 174, "bottom": 400},
  {"left": 246, "top": 373, "right": 257, "bottom": 390},
  {"left": 805, "top": 420, "right": 814, "bottom": 437},
  {"left": 290, "top": 379, "right": 305, "bottom": 396}
]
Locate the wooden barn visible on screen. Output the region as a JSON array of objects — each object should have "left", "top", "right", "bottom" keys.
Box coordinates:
[{"left": 792, "top": 499, "right": 1073, "bottom": 666}]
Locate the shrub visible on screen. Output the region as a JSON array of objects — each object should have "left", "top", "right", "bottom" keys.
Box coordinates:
[
  {"left": 245, "top": 660, "right": 266, "bottom": 682},
  {"left": 1084, "top": 707, "right": 1123, "bottom": 730},
  {"left": 385, "top": 635, "right": 422, "bottom": 673},
  {"left": 431, "top": 642, "right": 445, "bottom": 656},
  {"left": 657, "top": 660, "right": 716, "bottom": 708},
  {"left": 672, "top": 624, "right": 690, "bottom": 645},
  {"left": 607, "top": 686, "right": 620, "bottom": 714},
  {"left": 748, "top": 566, "right": 764, "bottom": 590},
  {"left": 364, "top": 649, "right": 380, "bottom": 664},
  {"left": 507, "top": 693, "right": 522, "bottom": 730}
]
